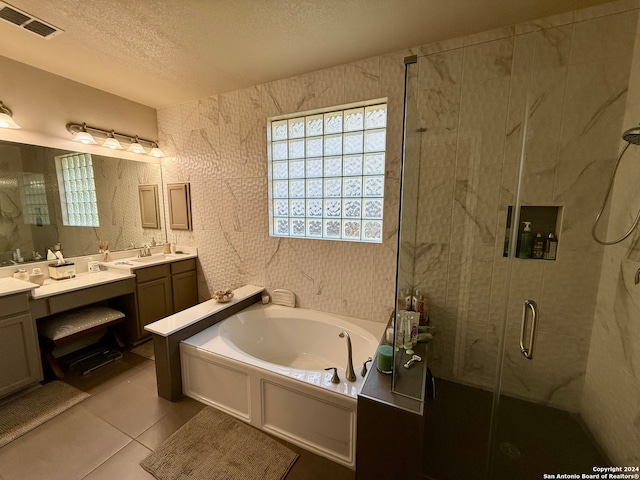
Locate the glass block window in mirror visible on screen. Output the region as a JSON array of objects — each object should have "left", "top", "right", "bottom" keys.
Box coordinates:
[
  {"left": 55, "top": 153, "right": 100, "bottom": 227},
  {"left": 267, "top": 101, "right": 387, "bottom": 242},
  {"left": 19, "top": 173, "right": 51, "bottom": 226}
]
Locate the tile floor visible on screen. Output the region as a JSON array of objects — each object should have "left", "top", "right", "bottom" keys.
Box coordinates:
[{"left": 0, "top": 349, "right": 355, "bottom": 480}]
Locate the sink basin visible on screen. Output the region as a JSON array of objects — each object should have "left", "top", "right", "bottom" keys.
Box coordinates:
[{"left": 131, "top": 254, "right": 166, "bottom": 263}]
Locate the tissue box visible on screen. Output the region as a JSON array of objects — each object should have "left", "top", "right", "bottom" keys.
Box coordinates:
[{"left": 48, "top": 262, "right": 75, "bottom": 280}]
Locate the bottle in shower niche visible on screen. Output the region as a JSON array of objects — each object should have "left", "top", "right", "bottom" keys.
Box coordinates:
[
  {"left": 414, "top": 289, "right": 426, "bottom": 326},
  {"left": 532, "top": 232, "right": 545, "bottom": 259},
  {"left": 518, "top": 222, "right": 533, "bottom": 259},
  {"left": 544, "top": 233, "right": 558, "bottom": 260}
]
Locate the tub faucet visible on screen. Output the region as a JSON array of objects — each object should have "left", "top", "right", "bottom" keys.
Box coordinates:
[{"left": 338, "top": 331, "right": 356, "bottom": 382}]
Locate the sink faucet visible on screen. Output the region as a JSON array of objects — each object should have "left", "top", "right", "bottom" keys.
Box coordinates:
[
  {"left": 139, "top": 245, "right": 151, "bottom": 257},
  {"left": 338, "top": 331, "right": 356, "bottom": 382}
]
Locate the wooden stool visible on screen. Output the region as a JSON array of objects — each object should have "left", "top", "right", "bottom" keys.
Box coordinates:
[{"left": 38, "top": 306, "right": 126, "bottom": 379}]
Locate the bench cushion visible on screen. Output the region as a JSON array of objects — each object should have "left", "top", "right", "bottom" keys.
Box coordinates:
[{"left": 38, "top": 306, "right": 125, "bottom": 341}]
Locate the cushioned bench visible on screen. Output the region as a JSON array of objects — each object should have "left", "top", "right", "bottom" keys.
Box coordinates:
[{"left": 37, "top": 305, "right": 126, "bottom": 379}]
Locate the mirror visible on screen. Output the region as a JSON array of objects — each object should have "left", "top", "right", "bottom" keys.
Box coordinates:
[{"left": 0, "top": 139, "right": 165, "bottom": 265}]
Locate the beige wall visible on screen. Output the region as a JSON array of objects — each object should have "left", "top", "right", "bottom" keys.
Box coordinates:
[{"left": 0, "top": 55, "right": 158, "bottom": 162}]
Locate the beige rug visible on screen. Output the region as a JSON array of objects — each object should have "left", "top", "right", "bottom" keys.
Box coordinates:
[
  {"left": 0, "top": 381, "right": 90, "bottom": 448},
  {"left": 131, "top": 340, "right": 155, "bottom": 360},
  {"left": 141, "top": 407, "right": 298, "bottom": 480}
]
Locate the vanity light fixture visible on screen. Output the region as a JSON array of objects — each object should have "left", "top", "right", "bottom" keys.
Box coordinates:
[
  {"left": 0, "top": 101, "right": 21, "bottom": 129},
  {"left": 149, "top": 142, "right": 165, "bottom": 158},
  {"left": 102, "top": 130, "right": 123, "bottom": 150},
  {"left": 71, "top": 123, "right": 98, "bottom": 144},
  {"left": 66, "top": 122, "right": 164, "bottom": 158},
  {"left": 127, "top": 136, "right": 146, "bottom": 154}
]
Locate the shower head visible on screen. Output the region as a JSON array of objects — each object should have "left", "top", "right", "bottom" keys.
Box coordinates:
[{"left": 622, "top": 126, "right": 640, "bottom": 145}]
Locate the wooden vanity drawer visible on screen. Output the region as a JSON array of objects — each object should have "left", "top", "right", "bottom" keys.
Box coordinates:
[
  {"left": 170, "top": 258, "right": 196, "bottom": 275},
  {"left": 0, "top": 293, "right": 30, "bottom": 318},
  {"left": 135, "top": 264, "right": 170, "bottom": 283}
]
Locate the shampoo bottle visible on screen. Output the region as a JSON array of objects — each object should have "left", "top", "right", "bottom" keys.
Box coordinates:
[
  {"left": 532, "top": 232, "right": 545, "bottom": 259},
  {"left": 518, "top": 222, "right": 533, "bottom": 259},
  {"left": 404, "top": 288, "right": 413, "bottom": 311},
  {"left": 544, "top": 233, "right": 558, "bottom": 260}
]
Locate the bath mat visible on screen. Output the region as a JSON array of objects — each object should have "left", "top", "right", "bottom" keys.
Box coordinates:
[
  {"left": 0, "top": 381, "right": 90, "bottom": 448},
  {"left": 140, "top": 406, "right": 298, "bottom": 480},
  {"left": 131, "top": 340, "right": 155, "bottom": 360}
]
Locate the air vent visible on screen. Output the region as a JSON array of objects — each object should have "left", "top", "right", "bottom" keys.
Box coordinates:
[{"left": 0, "top": 1, "right": 63, "bottom": 39}]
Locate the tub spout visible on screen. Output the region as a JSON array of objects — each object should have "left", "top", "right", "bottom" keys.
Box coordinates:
[{"left": 338, "top": 331, "right": 356, "bottom": 382}]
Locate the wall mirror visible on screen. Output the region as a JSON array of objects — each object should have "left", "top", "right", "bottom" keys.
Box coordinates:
[{"left": 0, "top": 139, "right": 165, "bottom": 265}]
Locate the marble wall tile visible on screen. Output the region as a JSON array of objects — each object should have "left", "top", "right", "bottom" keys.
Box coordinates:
[
  {"left": 344, "top": 56, "right": 381, "bottom": 103},
  {"left": 464, "top": 26, "right": 515, "bottom": 47},
  {"left": 413, "top": 242, "right": 450, "bottom": 315},
  {"left": 415, "top": 166, "right": 455, "bottom": 244},
  {"left": 419, "top": 37, "right": 464, "bottom": 57},
  {"left": 262, "top": 79, "right": 290, "bottom": 118},
  {"left": 286, "top": 66, "right": 346, "bottom": 113}
]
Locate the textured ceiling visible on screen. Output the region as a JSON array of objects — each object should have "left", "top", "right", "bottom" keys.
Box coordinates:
[{"left": 0, "top": 0, "right": 615, "bottom": 109}]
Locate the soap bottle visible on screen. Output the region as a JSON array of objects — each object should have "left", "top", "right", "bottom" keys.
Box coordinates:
[
  {"left": 414, "top": 289, "right": 426, "bottom": 326},
  {"left": 532, "top": 232, "right": 545, "bottom": 259},
  {"left": 518, "top": 222, "right": 533, "bottom": 259},
  {"left": 544, "top": 233, "right": 558, "bottom": 260}
]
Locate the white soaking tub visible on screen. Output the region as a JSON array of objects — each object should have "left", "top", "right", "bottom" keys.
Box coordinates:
[{"left": 180, "top": 303, "right": 385, "bottom": 468}]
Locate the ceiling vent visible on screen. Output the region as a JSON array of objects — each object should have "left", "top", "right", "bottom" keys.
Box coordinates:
[{"left": 0, "top": 2, "right": 63, "bottom": 39}]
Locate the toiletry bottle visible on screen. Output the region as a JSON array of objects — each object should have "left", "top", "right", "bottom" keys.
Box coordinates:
[
  {"left": 518, "top": 222, "right": 533, "bottom": 259},
  {"left": 414, "top": 289, "right": 426, "bottom": 326},
  {"left": 404, "top": 288, "right": 413, "bottom": 311},
  {"left": 544, "top": 233, "right": 558, "bottom": 260},
  {"left": 532, "top": 232, "right": 545, "bottom": 259}
]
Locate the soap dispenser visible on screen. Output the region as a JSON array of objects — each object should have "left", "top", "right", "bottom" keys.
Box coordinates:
[{"left": 518, "top": 222, "right": 533, "bottom": 259}]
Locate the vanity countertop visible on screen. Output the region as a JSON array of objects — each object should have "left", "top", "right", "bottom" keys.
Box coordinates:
[
  {"left": 30, "top": 270, "right": 135, "bottom": 300},
  {"left": 0, "top": 277, "right": 37, "bottom": 298},
  {"left": 102, "top": 252, "right": 198, "bottom": 272}
]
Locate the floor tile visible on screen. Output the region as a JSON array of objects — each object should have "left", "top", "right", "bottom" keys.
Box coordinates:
[
  {"left": 82, "top": 440, "right": 155, "bottom": 480},
  {"left": 136, "top": 396, "right": 205, "bottom": 451},
  {"left": 0, "top": 405, "right": 130, "bottom": 480},
  {"left": 81, "top": 374, "right": 172, "bottom": 438}
]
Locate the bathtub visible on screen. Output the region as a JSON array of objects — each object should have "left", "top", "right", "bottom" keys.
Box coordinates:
[{"left": 180, "top": 303, "right": 385, "bottom": 468}]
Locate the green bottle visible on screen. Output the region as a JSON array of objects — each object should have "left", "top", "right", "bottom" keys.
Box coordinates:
[{"left": 518, "top": 222, "right": 533, "bottom": 259}]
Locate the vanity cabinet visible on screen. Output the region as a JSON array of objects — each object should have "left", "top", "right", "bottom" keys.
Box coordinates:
[
  {"left": 0, "top": 292, "right": 43, "bottom": 398},
  {"left": 118, "top": 258, "right": 198, "bottom": 344}
]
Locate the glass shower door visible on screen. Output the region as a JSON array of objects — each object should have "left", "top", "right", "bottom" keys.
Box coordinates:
[{"left": 486, "top": 19, "right": 636, "bottom": 478}]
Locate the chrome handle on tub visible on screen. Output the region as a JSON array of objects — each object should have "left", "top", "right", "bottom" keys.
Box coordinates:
[
  {"left": 519, "top": 299, "right": 538, "bottom": 360},
  {"left": 324, "top": 367, "right": 340, "bottom": 384}
]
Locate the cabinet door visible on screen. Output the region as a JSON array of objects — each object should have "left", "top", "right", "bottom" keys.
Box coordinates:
[
  {"left": 172, "top": 270, "right": 198, "bottom": 313},
  {"left": 137, "top": 277, "right": 173, "bottom": 335},
  {"left": 0, "top": 313, "right": 42, "bottom": 398}
]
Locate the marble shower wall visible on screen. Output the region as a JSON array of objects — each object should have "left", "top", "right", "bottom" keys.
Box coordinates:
[
  {"left": 582, "top": 3, "right": 640, "bottom": 465},
  {"left": 157, "top": 54, "right": 410, "bottom": 323},
  {"left": 410, "top": 3, "right": 638, "bottom": 417}
]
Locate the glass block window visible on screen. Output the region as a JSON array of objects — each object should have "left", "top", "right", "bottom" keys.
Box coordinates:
[
  {"left": 20, "top": 173, "right": 51, "bottom": 226},
  {"left": 267, "top": 102, "right": 386, "bottom": 242},
  {"left": 55, "top": 153, "right": 100, "bottom": 227}
]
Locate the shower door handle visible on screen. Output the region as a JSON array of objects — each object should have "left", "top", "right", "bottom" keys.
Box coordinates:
[{"left": 519, "top": 299, "right": 538, "bottom": 360}]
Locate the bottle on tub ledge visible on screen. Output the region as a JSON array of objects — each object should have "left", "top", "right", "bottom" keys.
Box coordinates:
[{"left": 413, "top": 289, "right": 428, "bottom": 326}]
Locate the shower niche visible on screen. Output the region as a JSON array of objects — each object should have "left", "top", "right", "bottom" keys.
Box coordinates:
[{"left": 504, "top": 205, "right": 562, "bottom": 260}]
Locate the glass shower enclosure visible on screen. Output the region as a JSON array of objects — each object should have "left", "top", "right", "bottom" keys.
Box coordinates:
[{"left": 395, "top": 8, "right": 640, "bottom": 480}]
